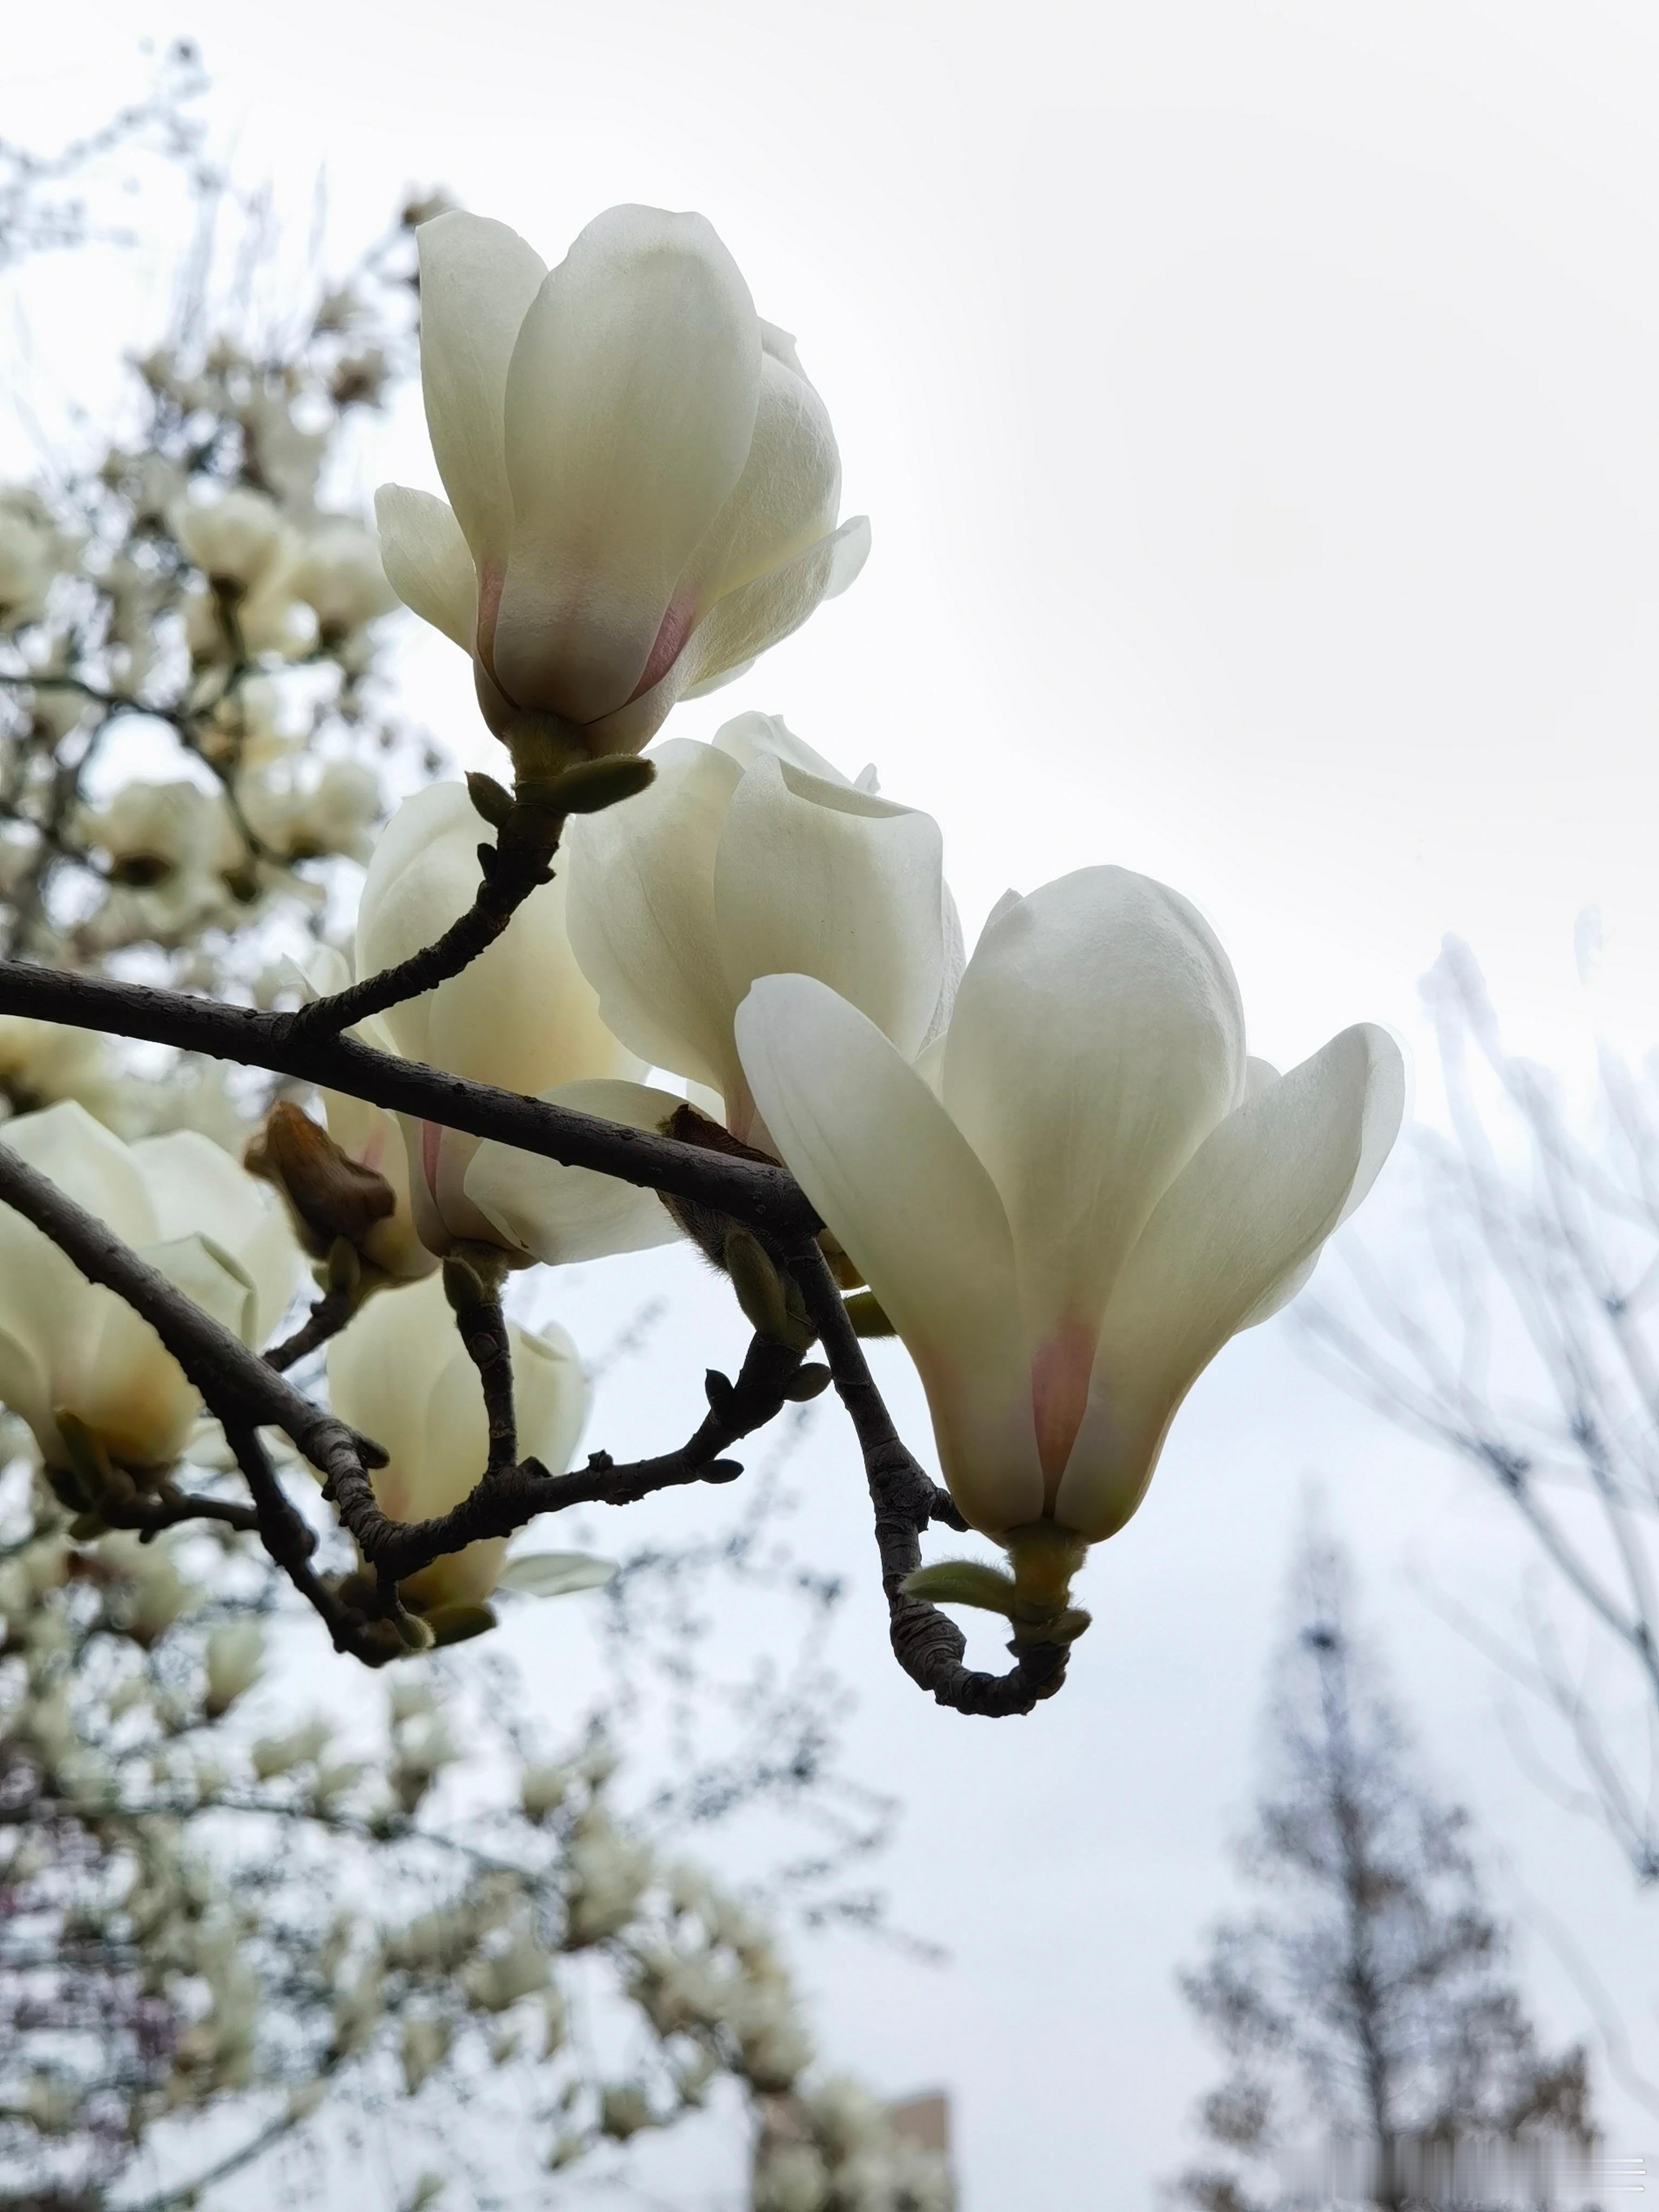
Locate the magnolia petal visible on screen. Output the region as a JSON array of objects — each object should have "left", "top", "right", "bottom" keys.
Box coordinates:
[
  {"left": 465, "top": 1080, "right": 685, "bottom": 1265},
  {"left": 416, "top": 213, "right": 547, "bottom": 568},
  {"left": 139, "top": 1233, "right": 259, "bottom": 1345},
  {"left": 494, "top": 206, "right": 761, "bottom": 721},
  {"left": 375, "top": 485, "right": 477, "bottom": 651},
  {"left": 3, "top": 1100, "right": 156, "bottom": 1246},
  {"left": 680, "top": 516, "right": 870, "bottom": 696},
  {"left": 0, "top": 1104, "right": 155, "bottom": 1406},
  {"left": 354, "top": 783, "right": 480, "bottom": 1067},
  {"left": 690, "top": 346, "right": 841, "bottom": 603},
  {"left": 356, "top": 784, "right": 630, "bottom": 1096},
  {"left": 714, "top": 755, "right": 949, "bottom": 1064},
  {"left": 563, "top": 740, "right": 744, "bottom": 1096},
  {"left": 510, "top": 1316, "right": 591, "bottom": 1480},
  {"left": 943, "top": 868, "right": 1246, "bottom": 1360},
  {"left": 496, "top": 1549, "right": 617, "bottom": 1597},
  {"left": 67, "top": 1287, "right": 201, "bottom": 1470},
  {"left": 423, "top": 869, "right": 628, "bottom": 1101},
  {"left": 327, "top": 1281, "right": 444, "bottom": 1519},
  {"left": 712, "top": 710, "right": 859, "bottom": 788},
  {"left": 1058, "top": 1023, "right": 1406, "bottom": 1541},
  {"left": 132, "top": 1131, "right": 300, "bottom": 1347},
  {"left": 0, "top": 1321, "right": 55, "bottom": 1461},
  {"left": 736, "top": 975, "right": 1042, "bottom": 1535},
  {"left": 680, "top": 656, "right": 756, "bottom": 702},
  {"left": 62, "top": 1235, "right": 251, "bottom": 1471}
]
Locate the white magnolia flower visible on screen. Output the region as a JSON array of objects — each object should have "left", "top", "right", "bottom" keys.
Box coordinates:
[
  {"left": 0, "top": 1017, "right": 127, "bottom": 1131},
  {"left": 464, "top": 713, "right": 960, "bottom": 1268},
  {"left": 170, "top": 488, "right": 289, "bottom": 595},
  {"left": 203, "top": 1620, "right": 265, "bottom": 1715},
  {"left": 326, "top": 1272, "right": 590, "bottom": 1609},
  {"left": 376, "top": 207, "right": 869, "bottom": 757},
  {"left": 0, "top": 1103, "right": 301, "bottom": 1473},
  {"left": 284, "top": 518, "right": 400, "bottom": 640},
  {"left": 354, "top": 783, "right": 637, "bottom": 1256},
  {"left": 0, "top": 491, "right": 67, "bottom": 628},
  {"left": 238, "top": 752, "right": 380, "bottom": 865},
  {"left": 736, "top": 867, "right": 1405, "bottom": 1543}
]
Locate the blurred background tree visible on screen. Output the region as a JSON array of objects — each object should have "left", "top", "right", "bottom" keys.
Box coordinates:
[
  {"left": 1309, "top": 939, "right": 1659, "bottom": 1893},
  {"left": 1172, "top": 1523, "right": 1593, "bottom": 2212},
  {"left": 0, "top": 45, "right": 952, "bottom": 2212}
]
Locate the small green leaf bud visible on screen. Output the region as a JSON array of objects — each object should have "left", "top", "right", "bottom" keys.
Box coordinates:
[{"left": 464, "top": 770, "right": 515, "bottom": 828}]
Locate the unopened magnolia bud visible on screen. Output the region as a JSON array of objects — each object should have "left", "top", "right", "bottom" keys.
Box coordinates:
[{"left": 246, "top": 1102, "right": 394, "bottom": 1260}]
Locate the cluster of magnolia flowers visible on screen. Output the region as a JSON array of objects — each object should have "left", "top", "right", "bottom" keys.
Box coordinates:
[
  {"left": 0, "top": 1487, "right": 949, "bottom": 2206},
  {"left": 0, "top": 249, "right": 417, "bottom": 986},
  {"left": 0, "top": 200, "right": 1408, "bottom": 1656}
]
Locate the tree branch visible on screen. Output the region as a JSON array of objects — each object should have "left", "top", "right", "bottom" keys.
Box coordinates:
[
  {"left": 787, "top": 1241, "right": 1070, "bottom": 1717},
  {"left": 325, "top": 1330, "right": 808, "bottom": 1583},
  {"left": 264, "top": 1284, "right": 356, "bottom": 1371},
  {"left": 0, "top": 958, "right": 819, "bottom": 1244}
]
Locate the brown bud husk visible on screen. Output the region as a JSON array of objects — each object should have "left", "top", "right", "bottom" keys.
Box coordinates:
[{"left": 246, "top": 1101, "right": 394, "bottom": 1259}]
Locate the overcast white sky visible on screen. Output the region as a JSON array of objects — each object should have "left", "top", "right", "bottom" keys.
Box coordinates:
[{"left": 9, "top": 2, "right": 1659, "bottom": 2204}]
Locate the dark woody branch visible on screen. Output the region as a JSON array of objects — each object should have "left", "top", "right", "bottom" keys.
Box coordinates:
[
  {"left": 787, "top": 1239, "right": 1071, "bottom": 1718},
  {"left": 0, "top": 958, "right": 819, "bottom": 1245}
]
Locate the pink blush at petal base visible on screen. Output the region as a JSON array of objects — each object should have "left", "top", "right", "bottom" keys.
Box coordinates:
[
  {"left": 1031, "top": 1319, "right": 1098, "bottom": 1498},
  {"left": 628, "top": 591, "right": 697, "bottom": 703}
]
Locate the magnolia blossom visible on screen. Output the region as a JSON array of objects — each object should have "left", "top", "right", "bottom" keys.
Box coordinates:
[
  {"left": 283, "top": 518, "right": 401, "bottom": 642},
  {"left": 736, "top": 867, "right": 1405, "bottom": 1543},
  {"left": 0, "top": 491, "right": 70, "bottom": 629},
  {"left": 170, "top": 487, "right": 289, "bottom": 596},
  {"left": 463, "top": 714, "right": 959, "bottom": 1266},
  {"left": 375, "top": 207, "right": 869, "bottom": 757},
  {"left": 0, "top": 1103, "right": 300, "bottom": 1473},
  {"left": 326, "top": 1273, "right": 590, "bottom": 1609},
  {"left": 354, "top": 783, "right": 637, "bottom": 1256}
]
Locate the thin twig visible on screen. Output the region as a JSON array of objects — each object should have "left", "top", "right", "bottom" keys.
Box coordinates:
[{"left": 264, "top": 1285, "right": 356, "bottom": 1372}]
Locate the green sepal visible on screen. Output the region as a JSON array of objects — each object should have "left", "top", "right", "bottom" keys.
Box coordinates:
[
  {"left": 723, "top": 1228, "right": 813, "bottom": 1350},
  {"left": 844, "top": 1291, "right": 896, "bottom": 1338},
  {"left": 901, "top": 1560, "right": 1020, "bottom": 1617},
  {"left": 55, "top": 1411, "right": 117, "bottom": 1502},
  {"left": 783, "top": 1362, "right": 832, "bottom": 1402},
  {"left": 442, "top": 1244, "right": 508, "bottom": 1314},
  {"left": 465, "top": 771, "right": 515, "bottom": 828},
  {"left": 423, "top": 1601, "right": 497, "bottom": 1647},
  {"left": 519, "top": 755, "right": 656, "bottom": 817}
]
